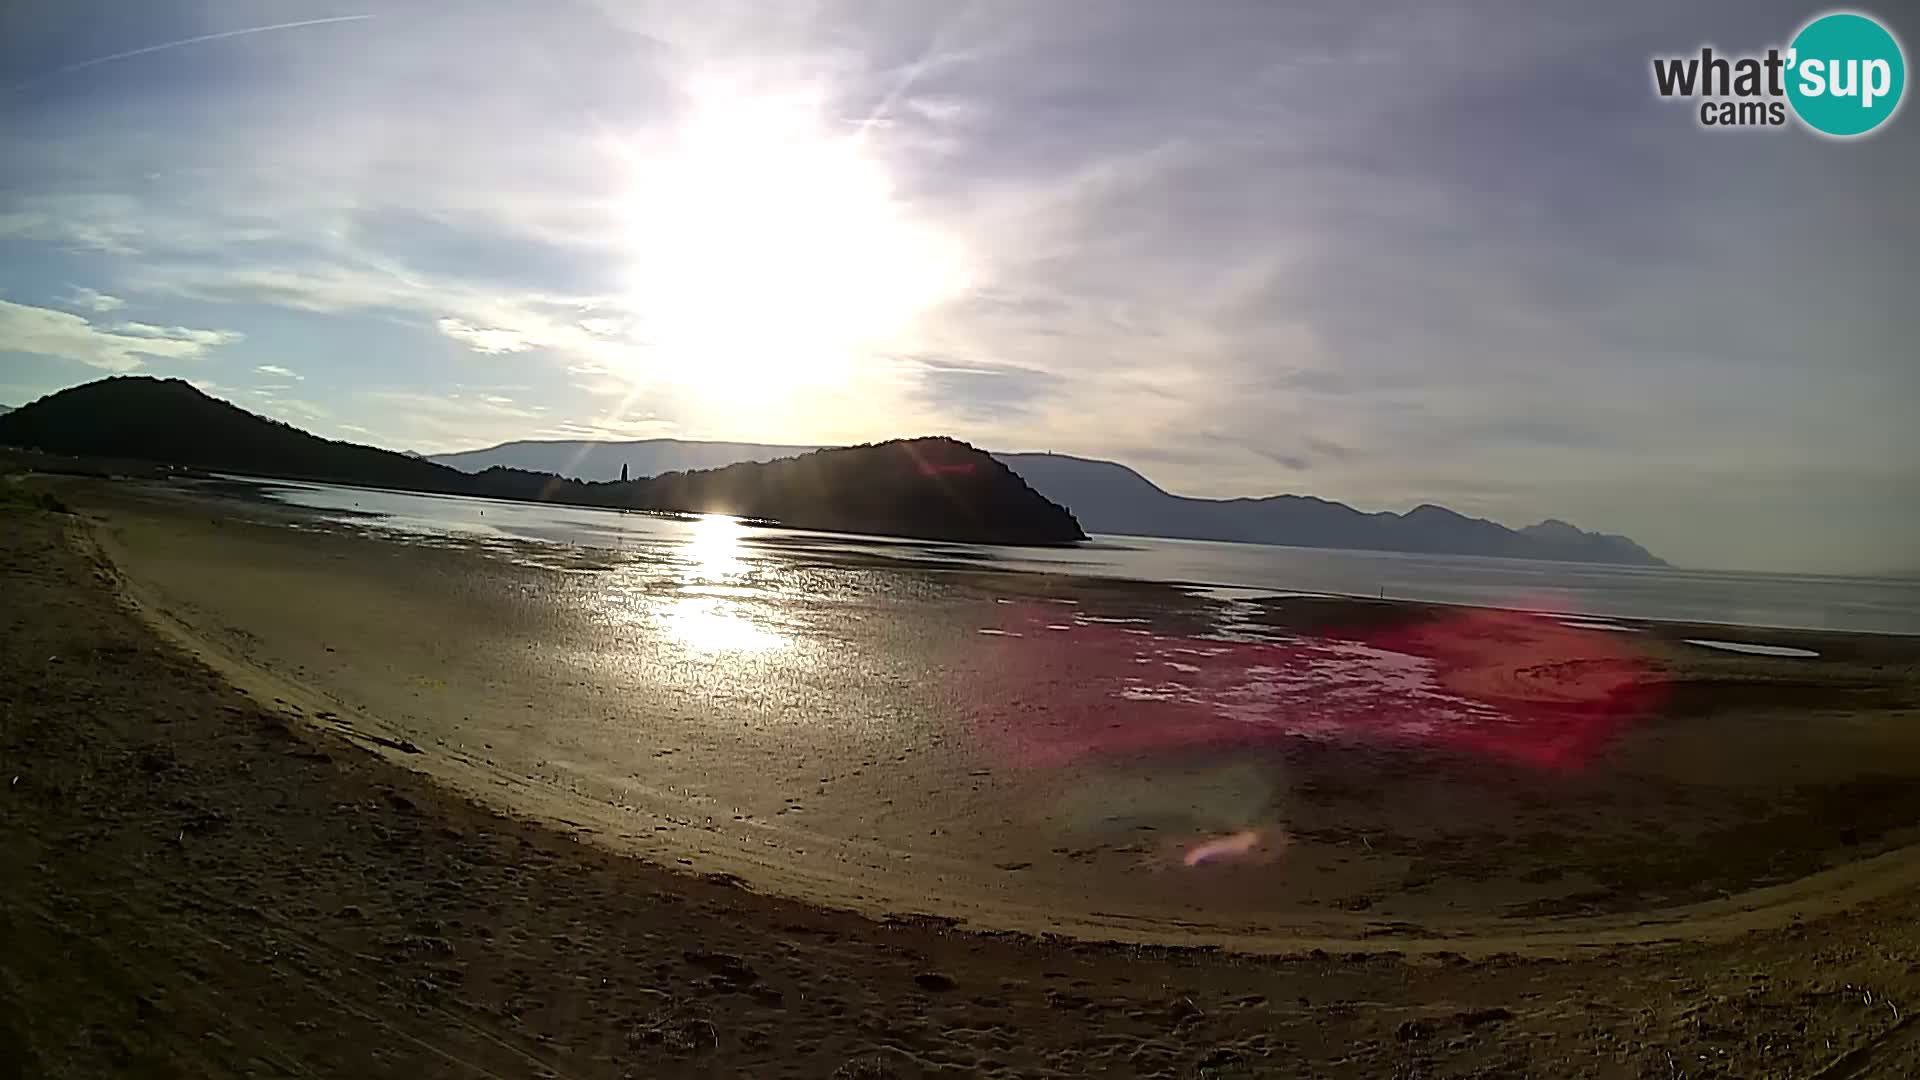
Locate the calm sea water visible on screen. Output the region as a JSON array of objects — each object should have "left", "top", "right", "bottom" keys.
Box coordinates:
[{"left": 236, "top": 478, "right": 1920, "bottom": 636}]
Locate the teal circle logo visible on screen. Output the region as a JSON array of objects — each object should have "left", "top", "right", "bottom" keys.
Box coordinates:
[{"left": 1787, "top": 12, "right": 1906, "bottom": 137}]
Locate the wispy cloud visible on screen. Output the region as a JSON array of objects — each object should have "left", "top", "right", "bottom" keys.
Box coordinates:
[
  {"left": 356, "top": 390, "right": 552, "bottom": 453},
  {"left": 435, "top": 318, "right": 539, "bottom": 355},
  {"left": 255, "top": 364, "right": 302, "bottom": 380},
  {"left": 247, "top": 391, "right": 331, "bottom": 423},
  {"left": 0, "top": 0, "right": 1912, "bottom": 570},
  {"left": 65, "top": 287, "right": 124, "bottom": 313},
  {"left": 7, "top": 14, "right": 375, "bottom": 92},
  {"left": 114, "top": 322, "right": 242, "bottom": 347},
  {"left": 0, "top": 300, "right": 238, "bottom": 371},
  {"left": 0, "top": 195, "right": 146, "bottom": 255}
]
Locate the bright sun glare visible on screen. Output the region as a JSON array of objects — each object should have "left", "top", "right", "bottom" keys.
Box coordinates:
[
  {"left": 655, "top": 514, "right": 788, "bottom": 654},
  {"left": 613, "top": 90, "right": 972, "bottom": 402}
]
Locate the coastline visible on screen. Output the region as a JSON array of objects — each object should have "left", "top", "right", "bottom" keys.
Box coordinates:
[
  {"left": 55, "top": 474, "right": 1920, "bottom": 947},
  {"left": 7, "top": 488, "right": 1920, "bottom": 1075},
  {"left": 211, "top": 467, "right": 1920, "bottom": 638},
  {"left": 27, "top": 450, "right": 1912, "bottom": 633},
  {"left": 104, "top": 566, "right": 1920, "bottom": 955}
]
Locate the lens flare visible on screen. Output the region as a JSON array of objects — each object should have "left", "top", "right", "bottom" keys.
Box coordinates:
[
  {"left": 1182, "top": 828, "right": 1277, "bottom": 867},
  {"left": 964, "top": 602, "right": 1664, "bottom": 772}
]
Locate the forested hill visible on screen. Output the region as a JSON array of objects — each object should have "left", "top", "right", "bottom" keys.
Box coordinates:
[{"left": 0, "top": 377, "right": 1085, "bottom": 545}]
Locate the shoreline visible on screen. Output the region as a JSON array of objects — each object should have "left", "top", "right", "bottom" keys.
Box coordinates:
[
  {"left": 7, "top": 492, "right": 1920, "bottom": 1075},
  {"left": 118, "top": 551, "right": 1920, "bottom": 956},
  {"left": 62, "top": 473, "right": 1920, "bottom": 956},
  {"left": 212, "top": 468, "right": 1920, "bottom": 637},
  {"left": 4, "top": 448, "right": 1089, "bottom": 547}
]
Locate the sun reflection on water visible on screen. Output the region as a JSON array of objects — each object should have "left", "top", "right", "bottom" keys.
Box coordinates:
[
  {"left": 656, "top": 515, "right": 790, "bottom": 653},
  {"left": 681, "top": 513, "right": 751, "bottom": 583},
  {"left": 658, "top": 595, "right": 788, "bottom": 653}
]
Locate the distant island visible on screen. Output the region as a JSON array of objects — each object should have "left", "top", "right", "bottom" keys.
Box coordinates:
[
  {"left": 0, "top": 378, "right": 1086, "bottom": 545},
  {"left": 434, "top": 439, "right": 1667, "bottom": 567}
]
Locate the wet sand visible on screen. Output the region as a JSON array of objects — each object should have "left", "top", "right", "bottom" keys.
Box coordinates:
[
  {"left": 68, "top": 476, "right": 1920, "bottom": 951},
  {"left": 8, "top": 477, "right": 1920, "bottom": 1076}
]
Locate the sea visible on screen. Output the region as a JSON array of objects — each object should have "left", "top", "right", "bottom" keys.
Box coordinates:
[{"left": 235, "top": 477, "right": 1920, "bottom": 637}]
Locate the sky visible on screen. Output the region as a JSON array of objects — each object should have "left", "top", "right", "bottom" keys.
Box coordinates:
[{"left": 0, "top": 0, "right": 1915, "bottom": 574}]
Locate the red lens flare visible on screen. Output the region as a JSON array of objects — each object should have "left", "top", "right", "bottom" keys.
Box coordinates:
[{"left": 964, "top": 601, "right": 1664, "bottom": 772}]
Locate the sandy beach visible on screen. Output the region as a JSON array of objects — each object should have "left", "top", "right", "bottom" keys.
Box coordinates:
[
  {"left": 8, "top": 474, "right": 1920, "bottom": 1077},
  {"left": 73, "top": 475, "right": 1920, "bottom": 948}
]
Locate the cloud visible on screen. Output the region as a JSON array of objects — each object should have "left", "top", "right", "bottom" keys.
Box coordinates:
[
  {"left": 0, "top": 195, "right": 145, "bottom": 255},
  {"left": 1, "top": 0, "right": 1913, "bottom": 570},
  {"left": 135, "top": 264, "right": 436, "bottom": 315},
  {"left": 0, "top": 300, "right": 239, "bottom": 371},
  {"left": 65, "top": 287, "right": 125, "bottom": 313},
  {"left": 356, "top": 390, "right": 552, "bottom": 452},
  {"left": 113, "top": 322, "right": 242, "bottom": 346},
  {"left": 252, "top": 394, "right": 331, "bottom": 422},
  {"left": 571, "top": 378, "right": 629, "bottom": 397},
  {"left": 435, "top": 318, "right": 538, "bottom": 355},
  {"left": 366, "top": 389, "right": 544, "bottom": 420},
  {"left": 255, "top": 364, "right": 302, "bottom": 380},
  {"left": 907, "top": 357, "right": 1061, "bottom": 423},
  {"left": 348, "top": 386, "right": 701, "bottom": 452},
  {"left": 131, "top": 257, "right": 624, "bottom": 365}
]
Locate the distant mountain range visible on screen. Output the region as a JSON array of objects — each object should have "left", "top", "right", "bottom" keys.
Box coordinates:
[
  {"left": 996, "top": 453, "right": 1665, "bottom": 566},
  {"left": 432, "top": 438, "right": 1666, "bottom": 566},
  {"left": 0, "top": 378, "right": 1658, "bottom": 563},
  {"left": 0, "top": 378, "right": 1083, "bottom": 544}
]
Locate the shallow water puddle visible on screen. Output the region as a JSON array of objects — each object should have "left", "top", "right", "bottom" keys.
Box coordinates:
[{"left": 1685, "top": 638, "right": 1820, "bottom": 658}]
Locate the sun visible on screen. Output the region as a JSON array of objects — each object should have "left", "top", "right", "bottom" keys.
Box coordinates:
[{"left": 610, "top": 89, "right": 972, "bottom": 407}]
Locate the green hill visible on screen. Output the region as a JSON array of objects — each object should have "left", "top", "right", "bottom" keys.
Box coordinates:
[{"left": 0, "top": 377, "right": 1085, "bottom": 545}]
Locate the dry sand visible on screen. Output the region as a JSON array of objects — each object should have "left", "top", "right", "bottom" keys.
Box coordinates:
[{"left": 6, "top": 475, "right": 1920, "bottom": 1077}]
